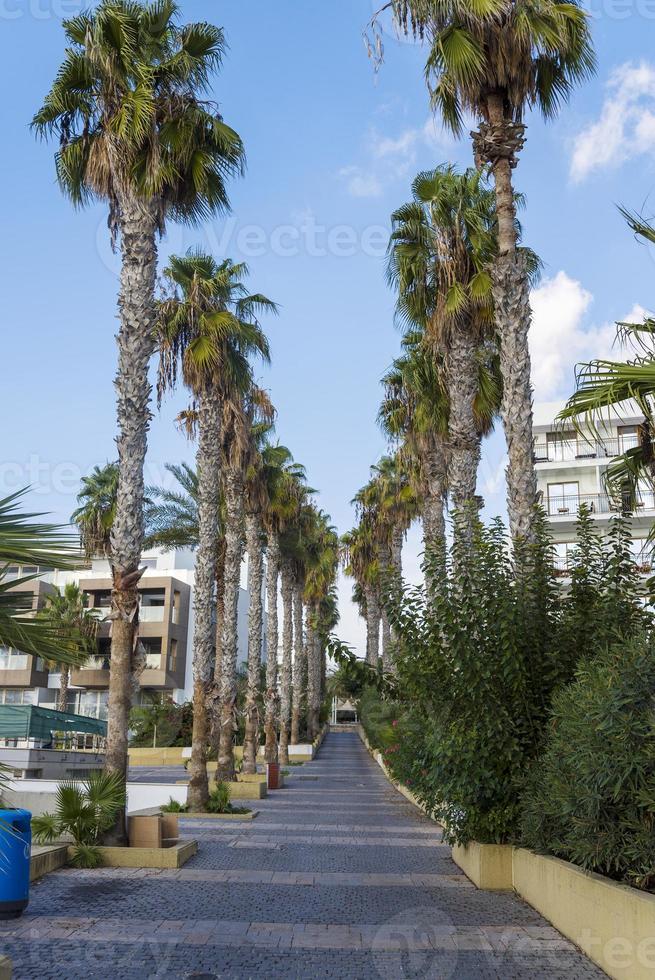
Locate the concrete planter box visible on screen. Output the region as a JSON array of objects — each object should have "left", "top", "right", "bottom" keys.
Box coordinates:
[
  {"left": 68, "top": 839, "right": 197, "bottom": 869},
  {"left": 30, "top": 844, "right": 68, "bottom": 881},
  {"left": 451, "top": 841, "right": 513, "bottom": 890},
  {"left": 513, "top": 848, "right": 655, "bottom": 980}
]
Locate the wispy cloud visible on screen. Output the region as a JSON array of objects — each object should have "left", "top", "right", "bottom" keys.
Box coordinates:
[
  {"left": 570, "top": 62, "right": 655, "bottom": 182},
  {"left": 337, "top": 166, "right": 384, "bottom": 199},
  {"left": 529, "top": 270, "right": 645, "bottom": 399}
]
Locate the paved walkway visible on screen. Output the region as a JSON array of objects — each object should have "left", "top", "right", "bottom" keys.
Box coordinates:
[{"left": 1, "top": 731, "right": 604, "bottom": 979}]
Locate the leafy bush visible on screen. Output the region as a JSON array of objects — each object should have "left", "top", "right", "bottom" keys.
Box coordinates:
[
  {"left": 161, "top": 797, "right": 187, "bottom": 813},
  {"left": 521, "top": 634, "right": 655, "bottom": 891},
  {"left": 207, "top": 782, "right": 232, "bottom": 814},
  {"left": 359, "top": 686, "right": 399, "bottom": 751},
  {"left": 129, "top": 698, "right": 193, "bottom": 747},
  {"left": 32, "top": 770, "right": 126, "bottom": 867}
]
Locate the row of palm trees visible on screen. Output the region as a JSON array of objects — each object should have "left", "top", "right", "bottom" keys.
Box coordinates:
[
  {"left": 35, "top": 0, "right": 338, "bottom": 824},
  {"left": 346, "top": 0, "right": 596, "bottom": 654}
]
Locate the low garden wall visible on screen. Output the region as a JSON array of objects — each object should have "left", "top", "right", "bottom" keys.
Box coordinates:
[{"left": 357, "top": 724, "right": 655, "bottom": 980}]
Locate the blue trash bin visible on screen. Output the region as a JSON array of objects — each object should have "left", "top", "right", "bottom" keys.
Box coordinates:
[{"left": 0, "top": 808, "right": 32, "bottom": 919}]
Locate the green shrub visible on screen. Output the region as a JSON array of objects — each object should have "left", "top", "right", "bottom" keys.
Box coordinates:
[
  {"left": 32, "top": 770, "right": 126, "bottom": 868},
  {"left": 521, "top": 634, "right": 655, "bottom": 891},
  {"left": 161, "top": 797, "right": 187, "bottom": 813},
  {"left": 359, "top": 686, "right": 398, "bottom": 751},
  {"left": 207, "top": 782, "right": 231, "bottom": 814}
]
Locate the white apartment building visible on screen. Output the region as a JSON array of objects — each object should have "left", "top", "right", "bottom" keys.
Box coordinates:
[
  {"left": 534, "top": 401, "right": 655, "bottom": 576},
  {"left": 0, "top": 548, "right": 260, "bottom": 720}
]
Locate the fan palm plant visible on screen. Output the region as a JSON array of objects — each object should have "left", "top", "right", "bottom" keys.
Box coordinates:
[
  {"left": 372, "top": 0, "right": 595, "bottom": 540},
  {"left": 388, "top": 166, "right": 502, "bottom": 536},
  {"left": 35, "top": 1, "right": 245, "bottom": 803},
  {"left": 157, "top": 251, "right": 273, "bottom": 807},
  {"left": 71, "top": 463, "right": 119, "bottom": 560},
  {"left": 39, "top": 584, "right": 100, "bottom": 712}
]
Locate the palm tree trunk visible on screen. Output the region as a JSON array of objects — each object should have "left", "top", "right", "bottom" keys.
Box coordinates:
[
  {"left": 391, "top": 525, "right": 403, "bottom": 585},
  {"left": 290, "top": 579, "right": 305, "bottom": 744},
  {"left": 447, "top": 322, "right": 482, "bottom": 515},
  {"left": 216, "top": 467, "right": 245, "bottom": 783},
  {"left": 56, "top": 664, "right": 69, "bottom": 714},
  {"left": 106, "top": 198, "right": 157, "bottom": 842},
  {"left": 422, "top": 444, "right": 448, "bottom": 574},
  {"left": 210, "top": 549, "right": 225, "bottom": 756},
  {"left": 278, "top": 561, "right": 293, "bottom": 764},
  {"left": 242, "top": 513, "right": 265, "bottom": 775},
  {"left": 381, "top": 608, "right": 392, "bottom": 673},
  {"left": 305, "top": 606, "right": 320, "bottom": 740},
  {"left": 263, "top": 532, "right": 280, "bottom": 763},
  {"left": 483, "top": 93, "right": 537, "bottom": 542},
  {"left": 187, "top": 390, "right": 222, "bottom": 811},
  {"left": 364, "top": 584, "right": 380, "bottom": 668}
]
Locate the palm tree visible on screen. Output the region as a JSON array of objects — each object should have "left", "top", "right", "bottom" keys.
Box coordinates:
[
  {"left": 157, "top": 252, "right": 273, "bottom": 807},
  {"left": 342, "top": 521, "right": 380, "bottom": 667},
  {"left": 35, "top": 1, "right": 245, "bottom": 800},
  {"left": 388, "top": 166, "right": 501, "bottom": 533},
  {"left": 0, "top": 491, "right": 86, "bottom": 668},
  {"left": 144, "top": 463, "right": 199, "bottom": 550},
  {"left": 71, "top": 463, "right": 119, "bottom": 560},
  {"left": 304, "top": 511, "right": 339, "bottom": 739},
  {"left": 290, "top": 560, "right": 306, "bottom": 745},
  {"left": 374, "top": 0, "right": 595, "bottom": 539},
  {"left": 242, "top": 438, "right": 301, "bottom": 773},
  {"left": 379, "top": 333, "right": 450, "bottom": 560},
  {"left": 39, "top": 584, "right": 99, "bottom": 712}
]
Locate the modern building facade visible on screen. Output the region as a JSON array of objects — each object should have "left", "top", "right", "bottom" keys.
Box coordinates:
[
  {"left": 1, "top": 548, "right": 260, "bottom": 720},
  {"left": 534, "top": 401, "right": 655, "bottom": 575}
]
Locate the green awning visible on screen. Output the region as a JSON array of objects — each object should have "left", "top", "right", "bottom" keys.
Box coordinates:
[{"left": 0, "top": 705, "right": 107, "bottom": 740}]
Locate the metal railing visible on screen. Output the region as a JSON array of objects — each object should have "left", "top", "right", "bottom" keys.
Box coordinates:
[
  {"left": 546, "top": 492, "right": 655, "bottom": 516},
  {"left": 534, "top": 437, "right": 638, "bottom": 463}
]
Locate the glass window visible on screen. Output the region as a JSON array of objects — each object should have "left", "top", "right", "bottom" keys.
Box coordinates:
[
  {"left": 547, "top": 483, "right": 580, "bottom": 516},
  {"left": 618, "top": 425, "right": 639, "bottom": 452},
  {"left": 547, "top": 431, "right": 577, "bottom": 462},
  {"left": 168, "top": 639, "right": 178, "bottom": 672}
]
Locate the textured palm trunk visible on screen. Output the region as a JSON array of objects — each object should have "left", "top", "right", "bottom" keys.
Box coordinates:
[
  {"left": 422, "top": 443, "right": 448, "bottom": 579},
  {"left": 242, "top": 513, "right": 265, "bottom": 775},
  {"left": 447, "top": 322, "right": 482, "bottom": 524},
  {"left": 305, "top": 606, "right": 320, "bottom": 740},
  {"left": 483, "top": 93, "right": 537, "bottom": 542},
  {"left": 187, "top": 390, "right": 222, "bottom": 811},
  {"left": 364, "top": 584, "right": 380, "bottom": 668},
  {"left": 56, "top": 664, "right": 69, "bottom": 714},
  {"left": 278, "top": 561, "right": 293, "bottom": 764},
  {"left": 380, "top": 609, "right": 392, "bottom": 673},
  {"left": 290, "top": 580, "right": 305, "bottom": 744},
  {"left": 263, "top": 533, "right": 280, "bottom": 763},
  {"left": 390, "top": 525, "right": 403, "bottom": 587},
  {"left": 216, "top": 467, "right": 245, "bottom": 783},
  {"left": 210, "top": 549, "right": 225, "bottom": 756},
  {"left": 105, "top": 198, "right": 157, "bottom": 842}
]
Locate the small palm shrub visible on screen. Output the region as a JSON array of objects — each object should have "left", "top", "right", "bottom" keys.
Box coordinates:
[
  {"left": 161, "top": 797, "right": 187, "bottom": 813},
  {"left": 521, "top": 634, "right": 655, "bottom": 891},
  {"left": 32, "top": 771, "right": 126, "bottom": 868},
  {"left": 207, "top": 782, "right": 232, "bottom": 814}
]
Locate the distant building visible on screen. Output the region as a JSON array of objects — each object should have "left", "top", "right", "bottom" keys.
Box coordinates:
[
  {"left": 533, "top": 401, "right": 655, "bottom": 577},
  {"left": 0, "top": 548, "right": 262, "bottom": 719}
]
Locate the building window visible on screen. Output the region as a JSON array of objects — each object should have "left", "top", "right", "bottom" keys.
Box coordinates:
[
  {"left": 547, "top": 431, "right": 577, "bottom": 462},
  {"left": 142, "top": 638, "right": 162, "bottom": 670},
  {"left": 547, "top": 482, "right": 580, "bottom": 516},
  {"left": 172, "top": 591, "right": 181, "bottom": 625},
  {"left": 67, "top": 690, "right": 108, "bottom": 720},
  {"left": 618, "top": 425, "right": 639, "bottom": 453},
  {"left": 140, "top": 589, "right": 166, "bottom": 623},
  {"left": 168, "top": 639, "right": 178, "bottom": 673},
  {"left": 553, "top": 542, "right": 576, "bottom": 573},
  {"left": 0, "top": 689, "right": 36, "bottom": 705},
  {"left": 0, "top": 648, "right": 29, "bottom": 671}
]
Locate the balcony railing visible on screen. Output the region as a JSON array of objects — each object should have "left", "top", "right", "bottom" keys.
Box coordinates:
[
  {"left": 546, "top": 492, "right": 655, "bottom": 517},
  {"left": 0, "top": 653, "right": 29, "bottom": 670},
  {"left": 140, "top": 605, "right": 165, "bottom": 623},
  {"left": 534, "top": 437, "right": 638, "bottom": 463}
]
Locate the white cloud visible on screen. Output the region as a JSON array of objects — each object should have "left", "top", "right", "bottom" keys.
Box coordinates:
[
  {"left": 337, "top": 166, "right": 383, "bottom": 199},
  {"left": 338, "top": 117, "right": 457, "bottom": 198},
  {"left": 529, "top": 270, "right": 645, "bottom": 400},
  {"left": 570, "top": 62, "right": 655, "bottom": 182}
]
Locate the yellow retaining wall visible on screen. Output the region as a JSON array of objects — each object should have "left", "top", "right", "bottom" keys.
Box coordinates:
[
  {"left": 513, "top": 848, "right": 655, "bottom": 980},
  {"left": 451, "top": 842, "right": 513, "bottom": 890},
  {"left": 128, "top": 747, "right": 189, "bottom": 767},
  {"left": 30, "top": 845, "right": 68, "bottom": 882},
  {"left": 71, "top": 840, "right": 197, "bottom": 869}
]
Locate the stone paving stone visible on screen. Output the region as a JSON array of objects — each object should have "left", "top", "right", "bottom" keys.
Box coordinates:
[{"left": 1, "top": 731, "right": 606, "bottom": 978}]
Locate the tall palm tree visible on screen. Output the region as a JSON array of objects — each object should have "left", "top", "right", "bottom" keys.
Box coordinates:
[
  {"left": 242, "top": 438, "right": 301, "bottom": 773},
  {"left": 35, "top": 1, "right": 245, "bottom": 802},
  {"left": 144, "top": 462, "right": 199, "bottom": 550},
  {"left": 39, "top": 584, "right": 99, "bottom": 712},
  {"left": 304, "top": 511, "right": 339, "bottom": 739},
  {"left": 157, "top": 252, "right": 273, "bottom": 808},
  {"left": 342, "top": 521, "right": 380, "bottom": 667},
  {"left": 379, "top": 333, "right": 450, "bottom": 560},
  {"left": 71, "top": 463, "right": 119, "bottom": 560},
  {"left": 290, "top": 559, "right": 306, "bottom": 745},
  {"left": 374, "top": 0, "right": 595, "bottom": 539},
  {"left": 388, "top": 166, "right": 501, "bottom": 534}
]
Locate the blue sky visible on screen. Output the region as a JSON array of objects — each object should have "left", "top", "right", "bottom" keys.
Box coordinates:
[{"left": 3, "top": 0, "right": 655, "bottom": 650}]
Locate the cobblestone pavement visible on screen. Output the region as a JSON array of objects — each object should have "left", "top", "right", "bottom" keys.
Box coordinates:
[{"left": 0, "top": 732, "right": 605, "bottom": 979}]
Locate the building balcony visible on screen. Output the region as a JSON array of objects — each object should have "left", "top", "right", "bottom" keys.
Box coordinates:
[
  {"left": 534, "top": 436, "right": 638, "bottom": 465},
  {"left": 0, "top": 649, "right": 49, "bottom": 688},
  {"left": 545, "top": 491, "right": 655, "bottom": 518}
]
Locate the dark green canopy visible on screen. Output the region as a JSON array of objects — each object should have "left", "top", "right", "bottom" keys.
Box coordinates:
[{"left": 0, "top": 705, "right": 107, "bottom": 740}]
